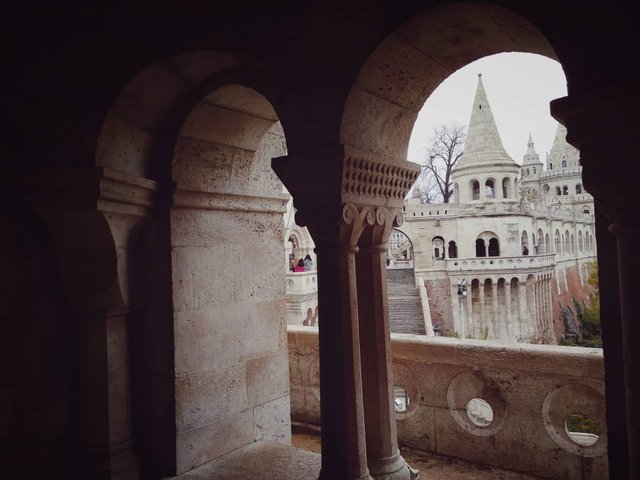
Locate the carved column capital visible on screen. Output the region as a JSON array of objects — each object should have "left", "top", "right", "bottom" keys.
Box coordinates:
[
  {"left": 551, "top": 84, "right": 640, "bottom": 233},
  {"left": 273, "top": 146, "right": 419, "bottom": 248}
]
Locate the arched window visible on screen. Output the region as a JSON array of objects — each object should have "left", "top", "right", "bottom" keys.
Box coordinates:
[
  {"left": 448, "top": 241, "right": 458, "bottom": 259},
  {"left": 471, "top": 180, "right": 480, "bottom": 200},
  {"left": 502, "top": 177, "right": 509, "bottom": 198},
  {"left": 545, "top": 233, "right": 550, "bottom": 255},
  {"left": 432, "top": 236, "right": 445, "bottom": 260},
  {"left": 555, "top": 230, "right": 561, "bottom": 254},
  {"left": 488, "top": 238, "right": 500, "bottom": 257},
  {"left": 578, "top": 231, "right": 584, "bottom": 252},
  {"left": 562, "top": 185, "right": 569, "bottom": 195},
  {"left": 576, "top": 184, "right": 583, "bottom": 194},
  {"left": 533, "top": 167, "right": 536, "bottom": 174},
  {"left": 485, "top": 179, "right": 495, "bottom": 198},
  {"left": 549, "top": 162, "right": 553, "bottom": 169},
  {"left": 562, "top": 159, "right": 567, "bottom": 168},
  {"left": 583, "top": 208, "right": 590, "bottom": 215},
  {"left": 475, "top": 238, "right": 486, "bottom": 257},
  {"left": 556, "top": 186, "right": 562, "bottom": 196},
  {"left": 521, "top": 230, "right": 529, "bottom": 255}
]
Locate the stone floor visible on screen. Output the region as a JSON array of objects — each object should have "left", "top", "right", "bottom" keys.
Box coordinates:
[
  {"left": 292, "top": 432, "right": 546, "bottom": 480},
  {"left": 167, "top": 432, "right": 545, "bottom": 480}
]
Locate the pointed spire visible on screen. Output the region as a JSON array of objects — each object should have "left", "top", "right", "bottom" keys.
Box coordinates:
[
  {"left": 522, "top": 132, "right": 542, "bottom": 166},
  {"left": 454, "top": 74, "right": 517, "bottom": 171},
  {"left": 547, "top": 123, "right": 580, "bottom": 169}
]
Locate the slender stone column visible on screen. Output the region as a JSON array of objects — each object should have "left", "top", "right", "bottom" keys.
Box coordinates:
[
  {"left": 478, "top": 282, "right": 486, "bottom": 338},
  {"left": 466, "top": 283, "right": 474, "bottom": 338},
  {"left": 451, "top": 283, "right": 461, "bottom": 335},
  {"left": 356, "top": 207, "right": 414, "bottom": 480},
  {"left": 517, "top": 281, "right": 528, "bottom": 339},
  {"left": 504, "top": 282, "right": 512, "bottom": 337},
  {"left": 491, "top": 281, "right": 499, "bottom": 339},
  {"left": 273, "top": 147, "right": 420, "bottom": 480}
]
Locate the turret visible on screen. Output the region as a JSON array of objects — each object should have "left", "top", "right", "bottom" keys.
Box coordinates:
[{"left": 452, "top": 74, "right": 520, "bottom": 204}]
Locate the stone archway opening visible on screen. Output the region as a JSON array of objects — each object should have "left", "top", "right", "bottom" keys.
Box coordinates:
[{"left": 95, "top": 52, "right": 294, "bottom": 476}]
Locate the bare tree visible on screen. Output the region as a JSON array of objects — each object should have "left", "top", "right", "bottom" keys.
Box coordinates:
[{"left": 415, "top": 123, "right": 466, "bottom": 203}]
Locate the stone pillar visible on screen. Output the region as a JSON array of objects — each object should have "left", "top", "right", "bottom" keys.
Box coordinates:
[
  {"left": 517, "top": 281, "right": 528, "bottom": 339},
  {"left": 451, "top": 283, "right": 461, "bottom": 336},
  {"left": 273, "top": 147, "right": 420, "bottom": 480},
  {"left": 466, "top": 283, "right": 474, "bottom": 338},
  {"left": 356, "top": 207, "right": 414, "bottom": 480},
  {"left": 491, "top": 281, "right": 499, "bottom": 339},
  {"left": 504, "top": 282, "right": 512, "bottom": 338},
  {"left": 552, "top": 85, "right": 640, "bottom": 478},
  {"left": 20, "top": 167, "right": 157, "bottom": 480},
  {"left": 478, "top": 282, "right": 486, "bottom": 338}
]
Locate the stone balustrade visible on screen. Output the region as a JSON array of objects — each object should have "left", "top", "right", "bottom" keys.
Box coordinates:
[
  {"left": 285, "top": 272, "right": 318, "bottom": 325},
  {"left": 285, "top": 271, "right": 318, "bottom": 295},
  {"left": 445, "top": 254, "right": 556, "bottom": 273},
  {"left": 288, "top": 326, "right": 607, "bottom": 479}
]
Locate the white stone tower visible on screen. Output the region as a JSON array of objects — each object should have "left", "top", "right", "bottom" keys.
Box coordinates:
[{"left": 452, "top": 73, "right": 520, "bottom": 205}]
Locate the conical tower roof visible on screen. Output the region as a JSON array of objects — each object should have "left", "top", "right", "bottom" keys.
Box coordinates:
[
  {"left": 454, "top": 74, "right": 518, "bottom": 172},
  {"left": 547, "top": 123, "right": 580, "bottom": 169},
  {"left": 522, "top": 133, "right": 542, "bottom": 166}
]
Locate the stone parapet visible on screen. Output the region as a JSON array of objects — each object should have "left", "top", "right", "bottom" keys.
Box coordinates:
[{"left": 289, "top": 327, "right": 607, "bottom": 479}]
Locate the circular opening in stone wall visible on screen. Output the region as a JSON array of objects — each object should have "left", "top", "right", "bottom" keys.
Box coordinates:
[
  {"left": 565, "top": 413, "right": 600, "bottom": 447},
  {"left": 393, "top": 386, "right": 410, "bottom": 413},
  {"left": 466, "top": 398, "right": 494, "bottom": 427}
]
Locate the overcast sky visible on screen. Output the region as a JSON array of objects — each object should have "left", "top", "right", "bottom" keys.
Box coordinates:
[{"left": 408, "top": 53, "right": 567, "bottom": 166}]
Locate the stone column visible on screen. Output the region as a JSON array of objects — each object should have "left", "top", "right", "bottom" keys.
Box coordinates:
[
  {"left": 451, "top": 283, "right": 462, "bottom": 336},
  {"left": 356, "top": 207, "right": 414, "bottom": 480},
  {"left": 552, "top": 85, "right": 640, "bottom": 478},
  {"left": 466, "top": 283, "right": 474, "bottom": 338},
  {"left": 504, "top": 282, "right": 512, "bottom": 338},
  {"left": 273, "top": 147, "right": 420, "bottom": 480},
  {"left": 478, "top": 282, "right": 486, "bottom": 338},
  {"left": 517, "top": 281, "right": 528, "bottom": 339},
  {"left": 21, "top": 167, "right": 157, "bottom": 480},
  {"left": 491, "top": 281, "right": 499, "bottom": 339}
]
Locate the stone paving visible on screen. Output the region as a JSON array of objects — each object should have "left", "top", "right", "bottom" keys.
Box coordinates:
[{"left": 292, "top": 432, "right": 546, "bottom": 480}]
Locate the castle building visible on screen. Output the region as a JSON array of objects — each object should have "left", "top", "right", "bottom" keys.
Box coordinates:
[
  {"left": 397, "top": 74, "right": 596, "bottom": 341},
  {"left": 3, "top": 2, "right": 638, "bottom": 479}
]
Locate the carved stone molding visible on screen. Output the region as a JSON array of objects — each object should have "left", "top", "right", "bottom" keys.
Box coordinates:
[
  {"left": 20, "top": 166, "right": 158, "bottom": 217},
  {"left": 172, "top": 188, "right": 288, "bottom": 214},
  {"left": 272, "top": 145, "right": 420, "bottom": 212}
]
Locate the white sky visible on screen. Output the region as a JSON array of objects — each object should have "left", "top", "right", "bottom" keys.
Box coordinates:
[{"left": 408, "top": 53, "right": 567, "bottom": 166}]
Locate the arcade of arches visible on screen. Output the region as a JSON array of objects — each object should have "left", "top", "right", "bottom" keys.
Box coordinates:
[{"left": 2, "top": 2, "right": 639, "bottom": 480}]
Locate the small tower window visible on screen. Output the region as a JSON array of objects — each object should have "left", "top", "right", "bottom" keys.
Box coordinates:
[
  {"left": 576, "top": 184, "right": 583, "bottom": 194},
  {"left": 563, "top": 185, "right": 569, "bottom": 195},
  {"left": 549, "top": 162, "right": 553, "bottom": 169},
  {"left": 562, "top": 160, "right": 567, "bottom": 168},
  {"left": 533, "top": 167, "right": 536, "bottom": 174}
]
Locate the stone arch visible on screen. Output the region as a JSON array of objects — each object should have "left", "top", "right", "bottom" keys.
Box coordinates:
[
  {"left": 485, "top": 178, "right": 496, "bottom": 198},
  {"left": 521, "top": 230, "right": 529, "bottom": 255},
  {"left": 454, "top": 182, "right": 460, "bottom": 203},
  {"left": 471, "top": 179, "right": 480, "bottom": 200},
  {"left": 94, "top": 51, "right": 293, "bottom": 474},
  {"left": 488, "top": 238, "right": 500, "bottom": 257},
  {"left": 545, "top": 233, "right": 551, "bottom": 255},
  {"left": 475, "top": 238, "right": 486, "bottom": 257},
  {"left": 432, "top": 235, "right": 445, "bottom": 260},
  {"left": 448, "top": 240, "right": 458, "bottom": 259},
  {"left": 578, "top": 230, "right": 584, "bottom": 252},
  {"left": 537, "top": 228, "right": 545, "bottom": 254},
  {"left": 564, "top": 229, "right": 571, "bottom": 255},
  {"left": 339, "top": 3, "right": 557, "bottom": 164},
  {"left": 501, "top": 177, "right": 510, "bottom": 198},
  {"left": 555, "top": 229, "right": 561, "bottom": 254}
]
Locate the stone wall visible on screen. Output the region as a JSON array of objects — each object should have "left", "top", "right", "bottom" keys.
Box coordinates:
[
  {"left": 424, "top": 277, "right": 453, "bottom": 334},
  {"left": 288, "top": 327, "right": 608, "bottom": 480}
]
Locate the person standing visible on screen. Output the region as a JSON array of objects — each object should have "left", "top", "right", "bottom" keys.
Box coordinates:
[
  {"left": 304, "top": 254, "right": 314, "bottom": 271},
  {"left": 294, "top": 258, "right": 306, "bottom": 272}
]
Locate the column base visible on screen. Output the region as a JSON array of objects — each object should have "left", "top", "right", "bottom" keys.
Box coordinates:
[
  {"left": 368, "top": 452, "right": 419, "bottom": 480},
  {"left": 318, "top": 470, "right": 373, "bottom": 480}
]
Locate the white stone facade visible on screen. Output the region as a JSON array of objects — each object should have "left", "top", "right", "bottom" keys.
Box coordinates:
[{"left": 398, "top": 75, "right": 596, "bottom": 342}]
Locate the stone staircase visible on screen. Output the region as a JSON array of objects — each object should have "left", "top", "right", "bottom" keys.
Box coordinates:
[{"left": 386, "top": 268, "right": 426, "bottom": 335}]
